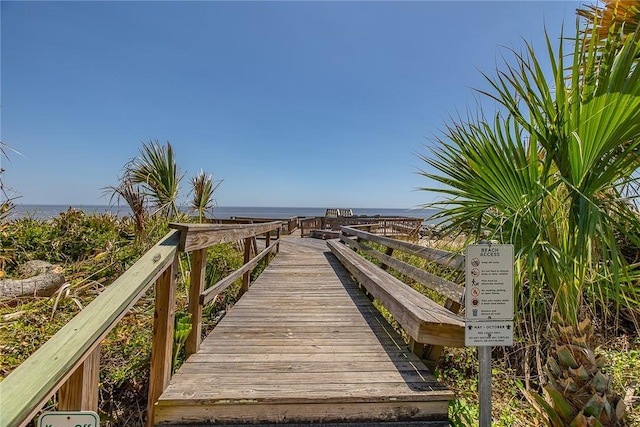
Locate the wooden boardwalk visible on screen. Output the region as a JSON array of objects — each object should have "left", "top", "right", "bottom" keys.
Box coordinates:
[{"left": 154, "top": 237, "right": 452, "bottom": 425}]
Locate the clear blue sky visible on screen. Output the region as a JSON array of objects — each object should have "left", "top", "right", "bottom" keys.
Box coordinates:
[{"left": 2, "top": 0, "right": 582, "bottom": 209}]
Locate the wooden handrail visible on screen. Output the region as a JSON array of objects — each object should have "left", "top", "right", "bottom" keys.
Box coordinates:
[
  {"left": 299, "top": 216, "right": 422, "bottom": 240},
  {"left": 339, "top": 235, "right": 464, "bottom": 304},
  {"left": 200, "top": 239, "right": 279, "bottom": 305},
  {"left": 0, "top": 230, "right": 180, "bottom": 427},
  {"left": 0, "top": 220, "right": 283, "bottom": 427},
  {"left": 334, "top": 226, "right": 466, "bottom": 364},
  {"left": 341, "top": 226, "right": 465, "bottom": 270},
  {"left": 170, "top": 221, "right": 282, "bottom": 251}
]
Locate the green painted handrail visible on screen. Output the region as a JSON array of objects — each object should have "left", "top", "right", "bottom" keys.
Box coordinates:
[{"left": 0, "top": 230, "right": 180, "bottom": 427}]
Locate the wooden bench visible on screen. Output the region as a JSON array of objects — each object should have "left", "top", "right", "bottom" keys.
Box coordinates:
[{"left": 326, "top": 225, "right": 466, "bottom": 366}]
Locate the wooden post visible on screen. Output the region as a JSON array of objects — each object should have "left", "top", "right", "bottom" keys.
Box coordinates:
[
  {"left": 381, "top": 247, "right": 394, "bottom": 271},
  {"left": 58, "top": 345, "right": 100, "bottom": 412},
  {"left": 265, "top": 231, "right": 271, "bottom": 263},
  {"left": 186, "top": 248, "right": 207, "bottom": 358},
  {"left": 251, "top": 236, "right": 258, "bottom": 257},
  {"left": 147, "top": 257, "right": 178, "bottom": 427},
  {"left": 276, "top": 228, "right": 281, "bottom": 253},
  {"left": 242, "top": 237, "right": 252, "bottom": 293}
]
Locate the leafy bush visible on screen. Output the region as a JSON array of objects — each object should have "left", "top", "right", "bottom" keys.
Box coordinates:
[
  {"left": 0, "top": 209, "right": 249, "bottom": 425},
  {"left": 2, "top": 209, "right": 129, "bottom": 271}
]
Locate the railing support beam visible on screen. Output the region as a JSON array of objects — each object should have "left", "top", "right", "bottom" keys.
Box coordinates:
[
  {"left": 58, "top": 345, "right": 100, "bottom": 412},
  {"left": 242, "top": 237, "right": 252, "bottom": 293},
  {"left": 147, "top": 256, "right": 178, "bottom": 427},
  {"left": 186, "top": 248, "right": 207, "bottom": 358}
]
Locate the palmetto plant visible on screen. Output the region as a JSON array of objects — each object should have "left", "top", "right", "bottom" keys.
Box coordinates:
[
  {"left": 126, "top": 140, "right": 184, "bottom": 218},
  {"left": 104, "top": 175, "right": 148, "bottom": 241},
  {"left": 190, "top": 170, "right": 222, "bottom": 223},
  {"left": 419, "top": 6, "right": 639, "bottom": 426},
  {"left": 0, "top": 142, "right": 22, "bottom": 225},
  {"left": 527, "top": 318, "right": 626, "bottom": 426},
  {"left": 420, "top": 11, "right": 640, "bottom": 328}
]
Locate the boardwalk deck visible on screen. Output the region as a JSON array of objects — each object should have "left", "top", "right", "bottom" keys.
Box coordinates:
[{"left": 154, "top": 237, "right": 452, "bottom": 425}]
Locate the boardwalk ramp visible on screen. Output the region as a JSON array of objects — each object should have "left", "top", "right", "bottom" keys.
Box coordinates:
[{"left": 154, "top": 237, "right": 452, "bottom": 425}]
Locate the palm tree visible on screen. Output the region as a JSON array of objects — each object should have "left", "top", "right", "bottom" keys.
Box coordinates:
[
  {"left": 190, "top": 170, "right": 222, "bottom": 223},
  {"left": 418, "top": 7, "right": 639, "bottom": 426},
  {"left": 421, "top": 4, "right": 640, "bottom": 326},
  {"left": 104, "top": 175, "right": 148, "bottom": 241},
  {"left": 126, "top": 140, "right": 184, "bottom": 218},
  {"left": 0, "top": 142, "right": 22, "bottom": 224}
]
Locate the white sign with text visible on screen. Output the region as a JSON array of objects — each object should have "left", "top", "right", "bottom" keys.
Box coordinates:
[
  {"left": 465, "top": 320, "right": 514, "bottom": 346},
  {"left": 464, "top": 244, "right": 514, "bottom": 321},
  {"left": 38, "top": 411, "right": 99, "bottom": 427}
]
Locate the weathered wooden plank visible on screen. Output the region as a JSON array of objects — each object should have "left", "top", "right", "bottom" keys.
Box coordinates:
[
  {"left": 207, "top": 331, "right": 398, "bottom": 341},
  {"left": 340, "top": 235, "right": 464, "bottom": 303},
  {"left": 341, "top": 226, "right": 465, "bottom": 269},
  {"left": 155, "top": 400, "right": 450, "bottom": 425},
  {"left": 164, "top": 369, "right": 436, "bottom": 385},
  {"left": 154, "top": 237, "right": 452, "bottom": 426},
  {"left": 195, "top": 344, "right": 407, "bottom": 354},
  {"left": 196, "top": 337, "right": 403, "bottom": 348},
  {"left": 209, "top": 324, "right": 399, "bottom": 335},
  {"left": 158, "top": 382, "right": 450, "bottom": 402},
  {"left": 184, "top": 351, "right": 422, "bottom": 363},
  {"left": 170, "top": 222, "right": 282, "bottom": 252},
  {"left": 172, "top": 360, "right": 425, "bottom": 374}
]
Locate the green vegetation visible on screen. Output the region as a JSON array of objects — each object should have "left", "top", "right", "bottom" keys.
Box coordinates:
[
  {"left": 0, "top": 211, "right": 245, "bottom": 425},
  {"left": 190, "top": 170, "right": 222, "bottom": 223},
  {"left": 419, "top": 1, "right": 640, "bottom": 425},
  {"left": 105, "top": 139, "right": 221, "bottom": 239},
  {"left": 125, "top": 140, "right": 184, "bottom": 218},
  {"left": 0, "top": 139, "right": 238, "bottom": 425},
  {"left": 2, "top": 2, "right": 639, "bottom": 426}
]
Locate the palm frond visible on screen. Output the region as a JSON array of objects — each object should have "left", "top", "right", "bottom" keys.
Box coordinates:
[
  {"left": 190, "top": 170, "right": 222, "bottom": 222},
  {"left": 126, "top": 140, "right": 184, "bottom": 217}
]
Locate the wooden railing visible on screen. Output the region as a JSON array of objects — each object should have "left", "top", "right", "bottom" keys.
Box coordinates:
[
  {"left": 330, "top": 225, "right": 465, "bottom": 366},
  {"left": 0, "top": 221, "right": 282, "bottom": 427},
  {"left": 299, "top": 216, "right": 423, "bottom": 240},
  {"left": 208, "top": 216, "right": 299, "bottom": 234}
]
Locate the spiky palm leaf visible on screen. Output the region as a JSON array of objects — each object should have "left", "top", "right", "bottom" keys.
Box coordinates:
[
  {"left": 190, "top": 170, "right": 222, "bottom": 223},
  {"left": 104, "top": 176, "right": 148, "bottom": 241},
  {"left": 126, "top": 140, "right": 184, "bottom": 218},
  {"left": 0, "top": 142, "right": 22, "bottom": 224},
  {"left": 420, "top": 17, "right": 640, "bottom": 326},
  {"left": 419, "top": 8, "right": 639, "bottom": 427}
]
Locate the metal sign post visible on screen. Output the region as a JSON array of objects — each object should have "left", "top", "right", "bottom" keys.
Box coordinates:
[{"left": 465, "top": 242, "right": 514, "bottom": 427}]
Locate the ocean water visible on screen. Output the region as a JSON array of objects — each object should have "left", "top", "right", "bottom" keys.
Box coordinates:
[{"left": 10, "top": 204, "right": 441, "bottom": 223}]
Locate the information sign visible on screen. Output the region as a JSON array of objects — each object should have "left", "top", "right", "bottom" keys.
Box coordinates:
[
  {"left": 38, "top": 411, "right": 99, "bottom": 427},
  {"left": 465, "top": 244, "right": 514, "bottom": 321},
  {"left": 465, "top": 320, "right": 514, "bottom": 346}
]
